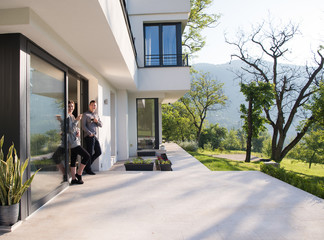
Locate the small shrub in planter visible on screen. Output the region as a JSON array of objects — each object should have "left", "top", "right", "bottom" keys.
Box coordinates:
[
  {"left": 124, "top": 157, "right": 154, "bottom": 171},
  {"left": 155, "top": 155, "right": 172, "bottom": 171},
  {"left": 160, "top": 160, "right": 172, "bottom": 171}
]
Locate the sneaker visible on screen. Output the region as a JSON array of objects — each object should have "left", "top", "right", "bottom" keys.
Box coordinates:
[
  {"left": 75, "top": 173, "right": 84, "bottom": 184},
  {"left": 70, "top": 179, "right": 83, "bottom": 185}
]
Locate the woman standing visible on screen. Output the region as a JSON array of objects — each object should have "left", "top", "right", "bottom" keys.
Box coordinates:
[{"left": 68, "top": 100, "right": 90, "bottom": 184}]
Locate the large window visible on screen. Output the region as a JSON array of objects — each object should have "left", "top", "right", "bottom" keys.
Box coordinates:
[
  {"left": 144, "top": 23, "right": 182, "bottom": 66},
  {"left": 29, "top": 54, "right": 66, "bottom": 208},
  {"left": 137, "top": 99, "right": 159, "bottom": 149}
]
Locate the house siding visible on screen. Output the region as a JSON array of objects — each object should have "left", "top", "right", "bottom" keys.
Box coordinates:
[{"left": 0, "top": 0, "right": 190, "bottom": 219}]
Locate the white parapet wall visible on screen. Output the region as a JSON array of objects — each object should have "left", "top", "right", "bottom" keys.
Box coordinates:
[{"left": 126, "top": 0, "right": 190, "bottom": 15}]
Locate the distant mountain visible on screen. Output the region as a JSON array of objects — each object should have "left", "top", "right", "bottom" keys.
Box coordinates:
[
  {"left": 192, "top": 61, "right": 300, "bottom": 141},
  {"left": 193, "top": 61, "right": 245, "bottom": 129}
]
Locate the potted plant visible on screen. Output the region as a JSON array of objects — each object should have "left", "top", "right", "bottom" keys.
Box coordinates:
[
  {"left": 160, "top": 159, "right": 172, "bottom": 171},
  {"left": 0, "top": 136, "right": 39, "bottom": 226},
  {"left": 124, "top": 157, "right": 154, "bottom": 171},
  {"left": 156, "top": 154, "right": 172, "bottom": 171}
]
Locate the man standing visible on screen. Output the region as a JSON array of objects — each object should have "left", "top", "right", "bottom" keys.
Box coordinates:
[{"left": 82, "top": 100, "right": 102, "bottom": 175}]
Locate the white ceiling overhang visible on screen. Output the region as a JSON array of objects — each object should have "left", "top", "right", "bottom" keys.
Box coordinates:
[{"left": 0, "top": 0, "right": 137, "bottom": 90}]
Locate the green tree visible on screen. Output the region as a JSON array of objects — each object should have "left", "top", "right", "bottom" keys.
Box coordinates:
[
  {"left": 180, "top": 71, "right": 227, "bottom": 143},
  {"left": 307, "top": 80, "right": 324, "bottom": 127},
  {"left": 252, "top": 130, "right": 271, "bottom": 153},
  {"left": 288, "top": 126, "right": 324, "bottom": 168},
  {"left": 221, "top": 129, "right": 241, "bottom": 150},
  {"left": 236, "top": 128, "right": 246, "bottom": 150},
  {"left": 227, "top": 21, "right": 324, "bottom": 162},
  {"left": 292, "top": 81, "right": 324, "bottom": 168},
  {"left": 240, "top": 82, "right": 274, "bottom": 162},
  {"left": 183, "top": 0, "right": 220, "bottom": 55},
  {"left": 162, "top": 102, "right": 195, "bottom": 141},
  {"left": 302, "top": 127, "right": 324, "bottom": 168},
  {"left": 262, "top": 136, "right": 272, "bottom": 157},
  {"left": 199, "top": 123, "right": 227, "bottom": 149},
  {"left": 30, "top": 134, "right": 48, "bottom": 156}
]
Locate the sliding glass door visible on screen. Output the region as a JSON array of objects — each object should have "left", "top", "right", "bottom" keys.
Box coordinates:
[
  {"left": 137, "top": 98, "right": 159, "bottom": 150},
  {"left": 29, "top": 53, "right": 66, "bottom": 209}
]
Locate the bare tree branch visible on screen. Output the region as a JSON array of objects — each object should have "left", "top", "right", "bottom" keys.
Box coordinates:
[{"left": 226, "top": 19, "right": 324, "bottom": 162}]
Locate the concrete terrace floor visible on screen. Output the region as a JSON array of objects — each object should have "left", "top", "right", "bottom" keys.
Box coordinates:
[{"left": 1, "top": 143, "right": 324, "bottom": 240}]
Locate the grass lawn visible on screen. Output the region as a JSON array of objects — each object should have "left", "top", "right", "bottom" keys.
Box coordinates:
[
  {"left": 189, "top": 150, "right": 324, "bottom": 178},
  {"left": 281, "top": 158, "right": 324, "bottom": 178},
  {"left": 188, "top": 151, "right": 260, "bottom": 171},
  {"left": 189, "top": 149, "right": 324, "bottom": 199}
]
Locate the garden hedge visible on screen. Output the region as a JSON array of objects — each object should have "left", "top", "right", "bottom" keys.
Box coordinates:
[{"left": 260, "top": 163, "right": 324, "bottom": 199}]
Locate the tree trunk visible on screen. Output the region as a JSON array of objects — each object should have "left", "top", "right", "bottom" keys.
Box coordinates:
[
  {"left": 196, "top": 116, "right": 205, "bottom": 144},
  {"left": 227, "top": 23, "right": 324, "bottom": 165},
  {"left": 245, "top": 98, "right": 253, "bottom": 162}
]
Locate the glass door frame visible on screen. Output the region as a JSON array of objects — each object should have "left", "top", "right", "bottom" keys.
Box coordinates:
[
  {"left": 136, "top": 98, "right": 159, "bottom": 150},
  {"left": 68, "top": 70, "right": 89, "bottom": 147},
  {"left": 25, "top": 41, "right": 89, "bottom": 215},
  {"left": 27, "top": 42, "right": 69, "bottom": 214}
]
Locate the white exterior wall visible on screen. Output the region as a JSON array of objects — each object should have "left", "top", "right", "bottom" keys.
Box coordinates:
[
  {"left": 110, "top": 91, "right": 117, "bottom": 163},
  {"left": 0, "top": 0, "right": 190, "bottom": 169},
  {"left": 128, "top": 95, "right": 138, "bottom": 157},
  {"left": 138, "top": 67, "right": 190, "bottom": 103},
  {"left": 125, "top": 0, "right": 190, "bottom": 156},
  {"left": 126, "top": 0, "right": 190, "bottom": 15},
  {"left": 116, "top": 90, "right": 129, "bottom": 160},
  {"left": 86, "top": 74, "right": 118, "bottom": 171},
  {"left": 98, "top": 0, "right": 138, "bottom": 89}
]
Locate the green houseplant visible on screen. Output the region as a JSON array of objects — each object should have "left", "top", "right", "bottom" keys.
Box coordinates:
[{"left": 0, "top": 136, "right": 39, "bottom": 226}]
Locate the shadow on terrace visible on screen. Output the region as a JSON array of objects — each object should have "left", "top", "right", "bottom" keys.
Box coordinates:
[{"left": 1, "top": 143, "right": 324, "bottom": 240}]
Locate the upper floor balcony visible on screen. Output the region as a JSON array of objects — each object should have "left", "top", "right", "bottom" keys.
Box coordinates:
[
  {"left": 137, "top": 65, "right": 190, "bottom": 103},
  {"left": 126, "top": 0, "right": 191, "bottom": 101},
  {"left": 143, "top": 22, "right": 189, "bottom": 68},
  {"left": 127, "top": 0, "right": 190, "bottom": 69},
  {"left": 145, "top": 54, "right": 189, "bottom": 67}
]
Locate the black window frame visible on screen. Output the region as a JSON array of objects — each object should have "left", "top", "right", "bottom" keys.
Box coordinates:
[
  {"left": 144, "top": 23, "right": 182, "bottom": 67},
  {"left": 136, "top": 98, "right": 159, "bottom": 150},
  {"left": 0, "top": 33, "right": 90, "bottom": 219},
  {"left": 27, "top": 42, "right": 69, "bottom": 213}
]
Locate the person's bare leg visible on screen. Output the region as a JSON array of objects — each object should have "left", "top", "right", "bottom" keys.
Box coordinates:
[
  {"left": 57, "top": 163, "right": 65, "bottom": 175},
  {"left": 74, "top": 164, "right": 86, "bottom": 184},
  {"left": 70, "top": 167, "right": 77, "bottom": 180},
  {"left": 77, "top": 164, "right": 86, "bottom": 175}
]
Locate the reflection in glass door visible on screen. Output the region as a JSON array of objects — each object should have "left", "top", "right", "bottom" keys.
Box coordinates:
[
  {"left": 29, "top": 54, "right": 66, "bottom": 208},
  {"left": 137, "top": 98, "right": 159, "bottom": 150},
  {"left": 68, "top": 74, "right": 87, "bottom": 144},
  {"left": 162, "top": 25, "right": 177, "bottom": 65}
]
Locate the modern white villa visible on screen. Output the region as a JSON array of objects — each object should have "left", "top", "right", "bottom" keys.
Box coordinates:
[{"left": 0, "top": 0, "right": 190, "bottom": 220}]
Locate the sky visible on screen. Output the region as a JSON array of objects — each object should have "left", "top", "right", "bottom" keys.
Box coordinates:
[{"left": 192, "top": 0, "right": 324, "bottom": 66}]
